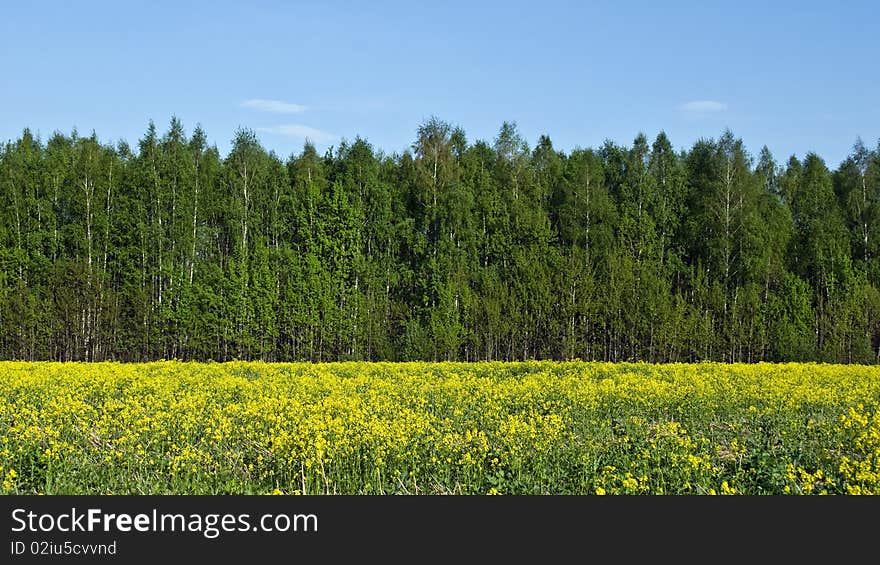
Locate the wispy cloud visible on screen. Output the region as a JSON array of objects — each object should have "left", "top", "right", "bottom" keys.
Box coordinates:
[
  {"left": 256, "top": 124, "right": 335, "bottom": 143},
  {"left": 241, "top": 99, "right": 307, "bottom": 114},
  {"left": 679, "top": 100, "right": 728, "bottom": 116}
]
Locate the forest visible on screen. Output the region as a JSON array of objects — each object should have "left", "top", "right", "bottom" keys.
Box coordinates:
[{"left": 1, "top": 117, "right": 879, "bottom": 363}]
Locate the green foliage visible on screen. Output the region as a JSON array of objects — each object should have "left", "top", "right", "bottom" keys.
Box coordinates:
[{"left": 1, "top": 120, "right": 879, "bottom": 362}]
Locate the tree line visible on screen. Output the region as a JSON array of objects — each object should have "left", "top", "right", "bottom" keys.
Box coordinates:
[{"left": 2, "top": 117, "right": 880, "bottom": 363}]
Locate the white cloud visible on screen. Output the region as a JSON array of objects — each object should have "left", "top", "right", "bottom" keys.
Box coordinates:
[
  {"left": 256, "top": 124, "right": 335, "bottom": 143},
  {"left": 679, "top": 100, "right": 728, "bottom": 115},
  {"left": 241, "top": 99, "right": 307, "bottom": 114}
]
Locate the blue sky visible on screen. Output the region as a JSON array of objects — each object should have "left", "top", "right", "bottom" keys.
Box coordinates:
[{"left": 1, "top": 0, "right": 877, "bottom": 168}]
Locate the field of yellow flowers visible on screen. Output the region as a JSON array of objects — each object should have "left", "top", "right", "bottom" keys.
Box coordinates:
[{"left": 1, "top": 361, "right": 878, "bottom": 495}]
